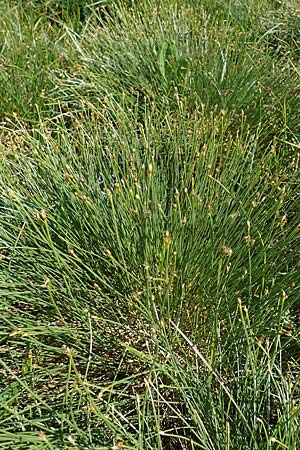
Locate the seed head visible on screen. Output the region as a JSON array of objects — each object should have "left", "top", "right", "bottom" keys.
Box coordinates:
[
  {"left": 245, "top": 235, "right": 255, "bottom": 244},
  {"left": 164, "top": 231, "right": 172, "bottom": 246},
  {"left": 243, "top": 305, "right": 249, "bottom": 315},
  {"left": 67, "top": 435, "right": 76, "bottom": 445},
  {"left": 42, "top": 277, "right": 51, "bottom": 287},
  {"left": 280, "top": 214, "right": 288, "bottom": 226},
  {"left": 105, "top": 248, "right": 112, "bottom": 258},
  {"left": 64, "top": 172, "right": 74, "bottom": 181},
  {"left": 39, "top": 431, "right": 46, "bottom": 441},
  {"left": 201, "top": 143, "right": 207, "bottom": 153},
  {"left": 81, "top": 195, "right": 90, "bottom": 203},
  {"left": 221, "top": 245, "right": 232, "bottom": 255}
]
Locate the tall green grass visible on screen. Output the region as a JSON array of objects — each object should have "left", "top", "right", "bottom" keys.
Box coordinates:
[{"left": 0, "top": 0, "right": 299, "bottom": 448}]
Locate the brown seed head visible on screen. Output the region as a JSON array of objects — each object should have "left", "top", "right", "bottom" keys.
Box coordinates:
[
  {"left": 64, "top": 172, "right": 74, "bottom": 181},
  {"left": 39, "top": 431, "right": 46, "bottom": 441},
  {"left": 221, "top": 245, "right": 232, "bottom": 255},
  {"left": 164, "top": 231, "right": 172, "bottom": 246},
  {"left": 43, "top": 277, "right": 51, "bottom": 287}
]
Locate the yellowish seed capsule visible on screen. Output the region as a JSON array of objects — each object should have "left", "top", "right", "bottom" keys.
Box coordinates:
[
  {"left": 43, "top": 277, "right": 51, "bottom": 287},
  {"left": 105, "top": 249, "right": 112, "bottom": 258},
  {"left": 164, "top": 231, "right": 172, "bottom": 246},
  {"left": 67, "top": 436, "right": 76, "bottom": 445},
  {"left": 8, "top": 190, "right": 20, "bottom": 203},
  {"left": 41, "top": 210, "right": 47, "bottom": 221},
  {"left": 281, "top": 214, "right": 288, "bottom": 226},
  {"left": 39, "top": 431, "right": 46, "bottom": 441},
  {"left": 147, "top": 275, "right": 153, "bottom": 284},
  {"left": 64, "top": 172, "right": 73, "bottom": 181},
  {"left": 148, "top": 163, "right": 153, "bottom": 175},
  {"left": 221, "top": 245, "right": 232, "bottom": 255}
]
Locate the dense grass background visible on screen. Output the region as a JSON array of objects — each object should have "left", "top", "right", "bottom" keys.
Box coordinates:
[{"left": 0, "top": 0, "right": 299, "bottom": 448}]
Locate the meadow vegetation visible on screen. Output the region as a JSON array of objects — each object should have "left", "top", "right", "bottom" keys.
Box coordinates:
[{"left": 0, "top": 0, "right": 299, "bottom": 448}]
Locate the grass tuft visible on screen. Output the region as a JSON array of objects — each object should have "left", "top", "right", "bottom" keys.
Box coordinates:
[{"left": 0, "top": 1, "right": 299, "bottom": 448}]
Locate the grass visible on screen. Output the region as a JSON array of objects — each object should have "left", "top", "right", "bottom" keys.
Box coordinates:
[{"left": 0, "top": 0, "right": 299, "bottom": 448}]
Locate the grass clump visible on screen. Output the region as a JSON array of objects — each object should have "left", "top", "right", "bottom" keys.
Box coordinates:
[{"left": 0, "top": 0, "right": 299, "bottom": 449}]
